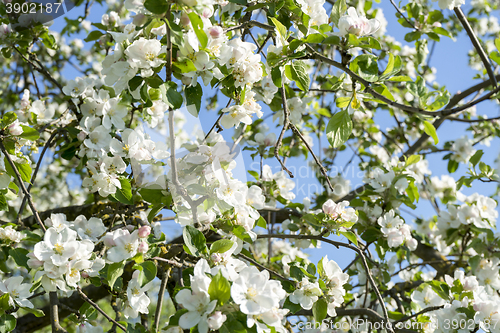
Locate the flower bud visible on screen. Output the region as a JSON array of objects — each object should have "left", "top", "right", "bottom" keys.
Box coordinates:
[
  {"left": 0, "top": 23, "right": 11, "bottom": 38},
  {"left": 202, "top": 6, "right": 214, "bottom": 18},
  {"left": 8, "top": 122, "right": 23, "bottom": 136},
  {"left": 133, "top": 14, "right": 148, "bottom": 26},
  {"left": 102, "top": 232, "right": 116, "bottom": 247},
  {"left": 180, "top": 12, "right": 191, "bottom": 26},
  {"left": 138, "top": 241, "right": 149, "bottom": 253},
  {"left": 138, "top": 225, "right": 151, "bottom": 238},
  {"left": 81, "top": 271, "right": 89, "bottom": 278},
  {"left": 209, "top": 26, "right": 223, "bottom": 39},
  {"left": 207, "top": 311, "right": 227, "bottom": 330},
  {"left": 77, "top": 131, "right": 87, "bottom": 141}
]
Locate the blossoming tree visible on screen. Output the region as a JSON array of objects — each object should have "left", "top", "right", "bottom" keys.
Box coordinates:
[{"left": 0, "top": 0, "right": 500, "bottom": 332}]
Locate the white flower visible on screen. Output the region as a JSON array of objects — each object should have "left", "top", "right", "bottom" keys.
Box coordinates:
[
  {"left": 411, "top": 285, "right": 445, "bottom": 310},
  {"left": 338, "top": 7, "right": 380, "bottom": 37},
  {"left": 0, "top": 276, "right": 33, "bottom": 308},
  {"left": 63, "top": 78, "right": 89, "bottom": 98},
  {"left": 0, "top": 225, "right": 23, "bottom": 243},
  {"left": 125, "top": 38, "right": 165, "bottom": 74},
  {"left": 126, "top": 270, "right": 154, "bottom": 317},
  {"left": 33, "top": 227, "right": 80, "bottom": 266},
  {"left": 175, "top": 288, "right": 216, "bottom": 333},
  {"left": 231, "top": 266, "right": 283, "bottom": 315},
  {"left": 73, "top": 216, "right": 106, "bottom": 242},
  {"left": 106, "top": 229, "right": 140, "bottom": 262},
  {"left": 434, "top": 0, "right": 464, "bottom": 10},
  {"left": 289, "top": 278, "right": 323, "bottom": 309}
]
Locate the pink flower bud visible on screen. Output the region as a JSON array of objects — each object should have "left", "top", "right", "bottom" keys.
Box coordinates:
[
  {"left": 0, "top": 23, "right": 11, "bottom": 38},
  {"left": 81, "top": 271, "right": 89, "bottom": 278},
  {"left": 209, "top": 26, "right": 223, "bottom": 39},
  {"left": 432, "top": 22, "right": 442, "bottom": 28},
  {"left": 138, "top": 241, "right": 149, "bottom": 253},
  {"left": 8, "top": 122, "right": 23, "bottom": 136},
  {"left": 77, "top": 131, "right": 87, "bottom": 141},
  {"left": 202, "top": 6, "right": 214, "bottom": 18},
  {"left": 138, "top": 225, "right": 151, "bottom": 238},
  {"left": 180, "top": 12, "right": 191, "bottom": 26}
]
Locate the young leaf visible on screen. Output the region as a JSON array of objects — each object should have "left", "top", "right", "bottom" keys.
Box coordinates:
[
  {"left": 284, "top": 61, "right": 310, "bottom": 92},
  {"left": 423, "top": 120, "right": 439, "bottom": 144},
  {"left": 183, "top": 225, "right": 208, "bottom": 256},
  {"left": 326, "top": 110, "right": 352, "bottom": 148}
]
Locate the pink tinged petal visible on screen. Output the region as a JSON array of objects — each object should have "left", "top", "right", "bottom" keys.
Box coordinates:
[{"left": 179, "top": 311, "right": 202, "bottom": 329}]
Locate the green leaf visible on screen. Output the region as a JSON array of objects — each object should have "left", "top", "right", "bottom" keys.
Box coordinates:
[
  {"left": 40, "top": 32, "right": 57, "bottom": 50},
  {"left": 183, "top": 225, "right": 208, "bottom": 256},
  {"left": 208, "top": 271, "right": 231, "bottom": 306},
  {"left": 0, "top": 294, "right": 11, "bottom": 314},
  {"left": 271, "top": 67, "right": 282, "bottom": 88},
  {"left": 495, "top": 38, "right": 500, "bottom": 52},
  {"left": 406, "top": 155, "right": 421, "bottom": 166},
  {"left": 9, "top": 248, "right": 29, "bottom": 270},
  {"left": 84, "top": 30, "right": 103, "bottom": 42},
  {"left": 330, "top": 0, "right": 346, "bottom": 27},
  {"left": 20, "top": 307, "right": 44, "bottom": 317},
  {"left": 423, "top": 120, "right": 438, "bottom": 144},
  {"left": 107, "top": 261, "right": 125, "bottom": 291},
  {"left": 349, "top": 54, "right": 379, "bottom": 82},
  {"left": 173, "top": 59, "right": 197, "bottom": 73},
  {"left": 165, "top": 82, "right": 183, "bottom": 110},
  {"left": 270, "top": 17, "right": 287, "bottom": 41},
  {"left": 322, "top": 35, "right": 340, "bottom": 45},
  {"left": 18, "top": 126, "right": 40, "bottom": 141},
  {"left": 284, "top": 61, "right": 310, "bottom": 92},
  {"left": 144, "top": 0, "right": 169, "bottom": 15},
  {"left": 114, "top": 178, "right": 133, "bottom": 205},
  {"left": 469, "top": 150, "right": 483, "bottom": 167},
  {"left": 387, "top": 75, "right": 412, "bottom": 82},
  {"left": 0, "top": 314, "right": 16, "bottom": 333},
  {"left": 304, "top": 33, "right": 325, "bottom": 44},
  {"left": 185, "top": 83, "right": 202, "bottom": 116},
  {"left": 187, "top": 13, "right": 208, "bottom": 49},
  {"left": 336, "top": 97, "right": 351, "bottom": 108},
  {"left": 129, "top": 77, "right": 143, "bottom": 91},
  {"left": 326, "top": 110, "right": 352, "bottom": 148},
  {"left": 340, "top": 230, "right": 358, "bottom": 246},
  {"left": 4, "top": 159, "right": 32, "bottom": 183},
  {"left": 380, "top": 53, "right": 402, "bottom": 80},
  {"left": 448, "top": 160, "right": 459, "bottom": 173},
  {"left": 312, "top": 298, "right": 328, "bottom": 323},
  {"left": 228, "top": 0, "right": 247, "bottom": 5},
  {"left": 359, "top": 36, "right": 382, "bottom": 50},
  {"left": 210, "top": 239, "right": 234, "bottom": 254},
  {"left": 133, "top": 261, "right": 157, "bottom": 286},
  {"left": 2, "top": 112, "right": 17, "bottom": 127},
  {"left": 256, "top": 216, "right": 267, "bottom": 228}
]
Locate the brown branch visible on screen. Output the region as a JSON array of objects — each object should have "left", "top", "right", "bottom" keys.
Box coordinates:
[{"left": 49, "top": 292, "right": 68, "bottom": 333}]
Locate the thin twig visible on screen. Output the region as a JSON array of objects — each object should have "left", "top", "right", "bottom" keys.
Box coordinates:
[
  {"left": 274, "top": 85, "right": 294, "bottom": 178},
  {"left": 153, "top": 267, "right": 171, "bottom": 332},
  {"left": 0, "top": 141, "right": 46, "bottom": 232},
  {"left": 389, "top": 0, "right": 417, "bottom": 30},
  {"left": 289, "top": 123, "right": 334, "bottom": 191},
  {"left": 454, "top": 7, "right": 497, "bottom": 88},
  {"left": 18, "top": 130, "right": 59, "bottom": 219},
  {"left": 76, "top": 287, "right": 126, "bottom": 332},
  {"left": 49, "top": 291, "right": 68, "bottom": 333}
]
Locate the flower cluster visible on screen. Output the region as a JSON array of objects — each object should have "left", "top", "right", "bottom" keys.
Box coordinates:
[{"left": 377, "top": 210, "right": 417, "bottom": 250}]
